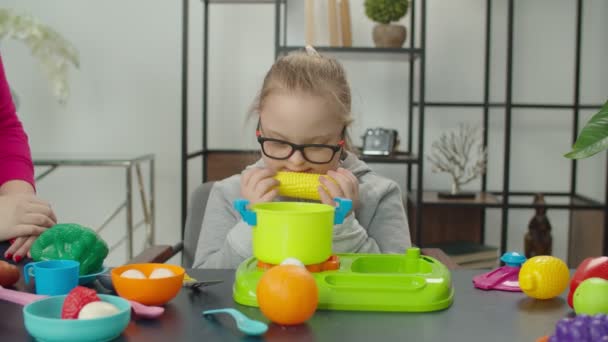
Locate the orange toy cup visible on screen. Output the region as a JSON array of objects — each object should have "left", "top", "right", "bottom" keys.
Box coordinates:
[{"left": 111, "top": 263, "right": 185, "bottom": 306}]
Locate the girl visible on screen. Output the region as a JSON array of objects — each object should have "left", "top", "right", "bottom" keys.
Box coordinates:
[{"left": 193, "top": 46, "right": 411, "bottom": 269}]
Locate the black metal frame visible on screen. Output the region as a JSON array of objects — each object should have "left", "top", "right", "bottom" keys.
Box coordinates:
[
  {"left": 180, "top": 0, "right": 189, "bottom": 234},
  {"left": 182, "top": 0, "right": 607, "bottom": 254}
]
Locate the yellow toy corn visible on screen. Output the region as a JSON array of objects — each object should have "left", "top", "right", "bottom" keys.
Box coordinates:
[{"left": 274, "top": 171, "right": 335, "bottom": 200}]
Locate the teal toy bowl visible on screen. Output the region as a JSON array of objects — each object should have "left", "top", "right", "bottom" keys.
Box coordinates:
[{"left": 23, "top": 294, "right": 131, "bottom": 342}]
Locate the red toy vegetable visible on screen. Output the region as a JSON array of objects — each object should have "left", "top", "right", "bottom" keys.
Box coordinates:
[
  {"left": 61, "top": 286, "right": 100, "bottom": 319},
  {"left": 0, "top": 261, "right": 20, "bottom": 287},
  {"left": 567, "top": 256, "right": 608, "bottom": 308}
]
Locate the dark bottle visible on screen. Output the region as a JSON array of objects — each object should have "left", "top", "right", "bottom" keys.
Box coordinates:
[{"left": 524, "top": 193, "right": 552, "bottom": 258}]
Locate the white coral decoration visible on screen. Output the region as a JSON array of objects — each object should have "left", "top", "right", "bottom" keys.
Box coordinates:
[
  {"left": 0, "top": 9, "right": 79, "bottom": 104},
  {"left": 427, "top": 123, "right": 487, "bottom": 195}
]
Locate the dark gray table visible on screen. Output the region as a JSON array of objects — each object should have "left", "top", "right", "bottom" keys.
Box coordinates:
[{"left": 0, "top": 243, "right": 570, "bottom": 341}]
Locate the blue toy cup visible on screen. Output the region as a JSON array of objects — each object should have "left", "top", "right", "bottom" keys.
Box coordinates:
[{"left": 24, "top": 260, "right": 80, "bottom": 296}]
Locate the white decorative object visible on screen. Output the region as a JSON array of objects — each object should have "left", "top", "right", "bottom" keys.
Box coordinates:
[
  {"left": 427, "top": 123, "right": 487, "bottom": 196},
  {"left": 0, "top": 8, "right": 79, "bottom": 104}
]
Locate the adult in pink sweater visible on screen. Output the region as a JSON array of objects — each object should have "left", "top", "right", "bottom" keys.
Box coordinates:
[{"left": 0, "top": 53, "right": 56, "bottom": 262}]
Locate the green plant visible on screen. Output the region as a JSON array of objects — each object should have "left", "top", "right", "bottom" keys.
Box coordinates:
[
  {"left": 364, "top": 0, "right": 409, "bottom": 25},
  {"left": 565, "top": 100, "right": 608, "bottom": 159},
  {"left": 0, "top": 8, "right": 79, "bottom": 104}
]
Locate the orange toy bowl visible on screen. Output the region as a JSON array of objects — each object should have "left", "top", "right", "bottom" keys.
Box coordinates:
[{"left": 111, "top": 263, "right": 185, "bottom": 306}]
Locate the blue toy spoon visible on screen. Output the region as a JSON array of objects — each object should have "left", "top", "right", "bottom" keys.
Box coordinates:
[{"left": 202, "top": 308, "right": 268, "bottom": 336}]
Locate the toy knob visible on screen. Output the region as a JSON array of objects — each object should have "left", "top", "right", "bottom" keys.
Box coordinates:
[
  {"left": 404, "top": 247, "right": 421, "bottom": 273},
  {"left": 500, "top": 252, "right": 526, "bottom": 267}
]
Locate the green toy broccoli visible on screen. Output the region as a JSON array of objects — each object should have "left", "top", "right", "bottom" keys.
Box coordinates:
[{"left": 30, "top": 223, "right": 109, "bottom": 275}]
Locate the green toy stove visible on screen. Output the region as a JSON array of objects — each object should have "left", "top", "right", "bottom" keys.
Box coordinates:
[{"left": 233, "top": 247, "right": 454, "bottom": 312}]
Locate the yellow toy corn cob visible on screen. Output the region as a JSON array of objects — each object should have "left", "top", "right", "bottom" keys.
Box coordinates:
[{"left": 274, "top": 171, "right": 334, "bottom": 200}]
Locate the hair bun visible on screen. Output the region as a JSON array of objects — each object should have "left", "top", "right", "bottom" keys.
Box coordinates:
[{"left": 305, "top": 45, "right": 321, "bottom": 57}]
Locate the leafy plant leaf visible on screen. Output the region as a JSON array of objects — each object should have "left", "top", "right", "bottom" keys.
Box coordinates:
[{"left": 565, "top": 100, "right": 608, "bottom": 159}]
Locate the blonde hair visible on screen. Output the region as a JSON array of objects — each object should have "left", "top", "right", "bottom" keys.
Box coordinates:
[{"left": 250, "top": 45, "right": 354, "bottom": 151}]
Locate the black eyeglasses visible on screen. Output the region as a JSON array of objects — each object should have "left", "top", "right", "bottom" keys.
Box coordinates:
[{"left": 256, "top": 130, "right": 344, "bottom": 164}]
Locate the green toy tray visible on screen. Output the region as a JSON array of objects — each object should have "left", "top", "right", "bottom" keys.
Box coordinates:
[{"left": 233, "top": 248, "right": 454, "bottom": 312}]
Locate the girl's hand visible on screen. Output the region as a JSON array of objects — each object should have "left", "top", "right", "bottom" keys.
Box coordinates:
[
  {"left": 240, "top": 167, "right": 280, "bottom": 205},
  {"left": 318, "top": 168, "right": 360, "bottom": 215}
]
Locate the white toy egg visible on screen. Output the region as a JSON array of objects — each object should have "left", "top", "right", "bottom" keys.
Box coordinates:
[
  {"left": 281, "top": 258, "right": 305, "bottom": 268},
  {"left": 78, "top": 301, "right": 121, "bottom": 319},
  {"left": 120, "top": 269, "right": 146, "bottom": 279},
  {"left": 149, "top": 267, "right": 175, "bottom": 279}
]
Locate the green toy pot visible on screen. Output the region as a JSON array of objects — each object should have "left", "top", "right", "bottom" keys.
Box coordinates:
[{"left": 234, "top": 198, "right": 352, "bottom": 265}]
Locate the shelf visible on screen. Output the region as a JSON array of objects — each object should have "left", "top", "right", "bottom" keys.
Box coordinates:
[
  {"left": 206, "top": 0, "right": 280, "bottom": 4},
  {"left": 408, "top": 191, "right": 605, "bottom": 210},
  {"left": 188, "top": 149, "right": 258, "bottom": 158},
  {"left": 491, "top": 192, "right": 605, "bottom": 210},
  {"left": 192, "top": 149, "right": 418, "bottom": 164},
  {"left": 357, "top": 151, "right": 419, "bottom": 164},
  {"left": 408, "top": 192, "right": 501, "bottom": 208},
  {"left": 278, "top": 46, "right": 422, "bottom": 60},
  {"left": 412, "top": 102, "right": 603, "bottom": 110}
]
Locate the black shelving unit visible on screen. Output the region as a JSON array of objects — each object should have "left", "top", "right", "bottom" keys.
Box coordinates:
[
  {"left": 404, "top": 0, "right": 606, "bottom": 257},
  {"left": 182, "top": 0, "right": 607, "bottom": 256}
]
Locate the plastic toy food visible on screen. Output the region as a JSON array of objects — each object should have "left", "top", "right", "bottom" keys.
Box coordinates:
[
  {"left": 78, "top": 301, "right": 121, "bottom": 319},
  {"left": 120, "top": 269, "right": 146, "bottom": 279},
  {"left": 120, "top": 268, "right": 175, "bottom": 279},
  {"left": 568, "top": 256, "right": 608, "bottom": 308},
  {"left": 0, "top": 260, "right": 20, "bottom": 287},
  {"left": 149, "top": 268, "right": 175, "bottom": 279},
  {"left": 274, "top": 171, "right": 336, "bottom": 200},
  {"left": 62, "top": 286, "right": 101, "bottom": 319},
  {"left": 280, "top": 258, "right": 305, "bottom": 268},
  {"left": 62, "top": 286, "right": 121, "bottom": 320},
  {"left": 519, "top": 255, "right": 570, "bottom": 299},
  {"left": 256, "top": 265, "right": 319, "bottom": 325},
  {"left": 541, "top": 314, "right": 608, "bottom": 341},
  {"left": 30, "top": 223, "right": 109, "bottom": 275},
  {"left": 573, "top": 278, "right": 608, "bottom": 315}
]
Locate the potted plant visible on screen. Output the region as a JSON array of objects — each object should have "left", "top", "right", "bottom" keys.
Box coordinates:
[
  {"left": 565, "top": 100, "right": 608, "bottom": 159},
  {"left": 0, "top": 8, "right": 79, "bottom": 106},
  {"left": 364, "top": 0, "right": 409, "bottom": 48}
]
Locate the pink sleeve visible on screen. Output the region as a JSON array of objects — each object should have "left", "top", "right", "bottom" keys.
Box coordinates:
[{"left": 0, "top": 53, "right": 35, "bottom": 189}]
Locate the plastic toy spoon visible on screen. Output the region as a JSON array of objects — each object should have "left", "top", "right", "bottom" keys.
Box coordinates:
[
  {"left": 0, "top": 286, "right": 164, "bottom": 319},
  {"left": 203, "top": 308, "right": 268, "bottom": 336}
]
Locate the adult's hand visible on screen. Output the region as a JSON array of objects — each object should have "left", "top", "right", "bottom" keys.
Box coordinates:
[{"left": 0, "top": 194, "right": 56, "bottom": 260}]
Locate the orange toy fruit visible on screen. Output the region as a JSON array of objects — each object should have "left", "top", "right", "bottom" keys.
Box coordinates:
[
  {"left": 519, "top": 255, "right": 570, "bottom": 300},
  {"left": 256, "top": 265, "right": 319, "bottom": 325}
]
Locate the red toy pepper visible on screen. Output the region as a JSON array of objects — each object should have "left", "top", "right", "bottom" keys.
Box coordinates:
[
  {"left": 61, "top": 286, "right": 100, "bottom": 319},
  {"left": 567, "top": 256, "right": 608, "bottom": 308}
]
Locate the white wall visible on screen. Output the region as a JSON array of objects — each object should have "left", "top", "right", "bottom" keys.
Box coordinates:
[
  {"left": 2, "top": 0, "right": 182, "bottom": 265},
  {"left": 2, "top": 0, "right": 606, "bottom": 265}
]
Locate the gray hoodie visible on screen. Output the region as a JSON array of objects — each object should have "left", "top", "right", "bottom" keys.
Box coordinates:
[{"left": 192, "top": 152, "right": 412, "bottom": 269}]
